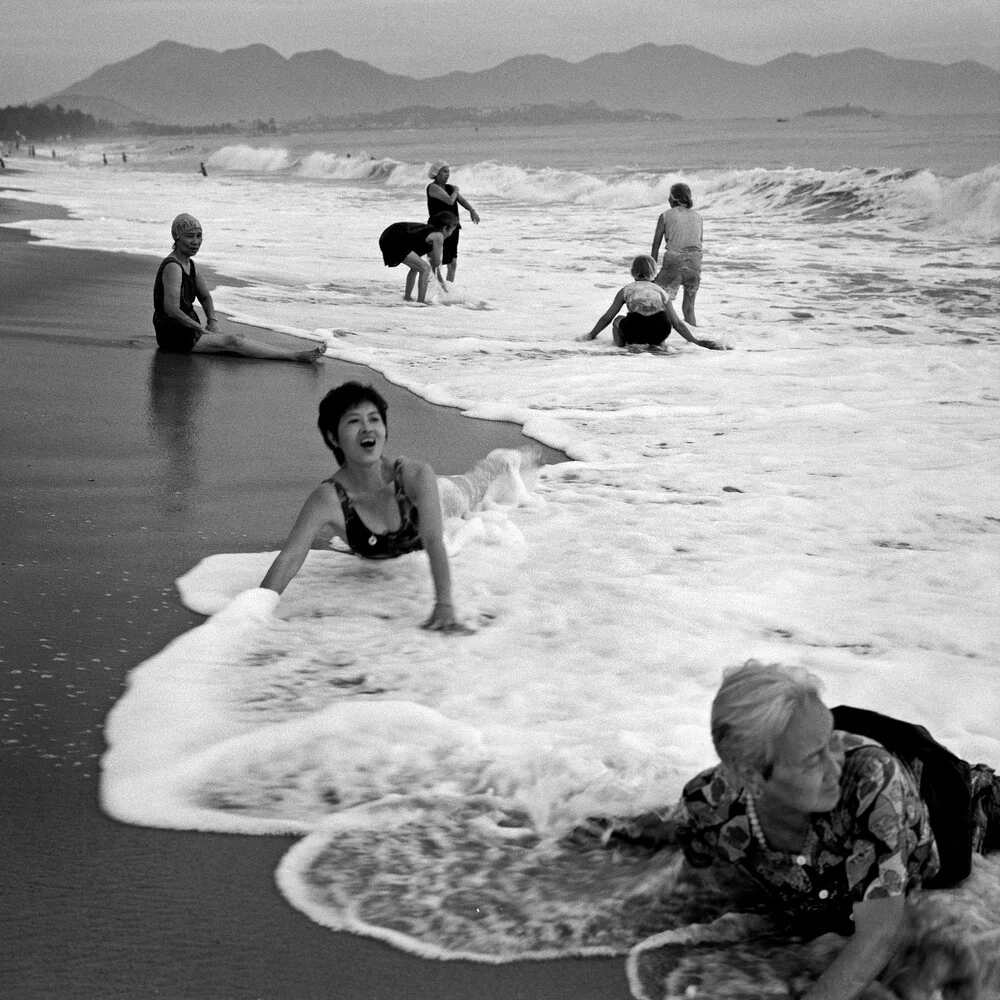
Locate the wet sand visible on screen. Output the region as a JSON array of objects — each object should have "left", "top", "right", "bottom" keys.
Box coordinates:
[{"left": 0, "top": 198, "right": 629, "bottom": 999}]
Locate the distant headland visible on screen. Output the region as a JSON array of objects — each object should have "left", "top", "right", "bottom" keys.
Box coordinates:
[
  {"left": 28, "top": 41, "right": 1000, "bottom": 129},
  {"left": 802, "top": 104, "right": 884, "bottom": 119}
]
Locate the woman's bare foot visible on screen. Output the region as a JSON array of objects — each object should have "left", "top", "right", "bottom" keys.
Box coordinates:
[{"left": 296, "top": 345, "right": 326, "bottom": 363}]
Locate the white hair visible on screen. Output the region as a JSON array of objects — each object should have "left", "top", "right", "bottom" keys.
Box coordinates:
[{"left": 710, "top": 660, "right": 824, "bottom": 779}]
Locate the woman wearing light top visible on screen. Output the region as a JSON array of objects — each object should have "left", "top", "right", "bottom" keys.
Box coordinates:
[
  {"left": 578, "top": 255, "right": 721, "bottom": 349},
  {"left": 651, "top": 182, "right": 703, "bottom": 326}
]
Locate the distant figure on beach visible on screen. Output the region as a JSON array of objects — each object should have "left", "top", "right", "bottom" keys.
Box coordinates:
[
  {"left": 261, "top": 382, "right": 534, "bottom": 632},
  {"left": 651, "top": 182, "right": 703, "bottom": 326},
  {"left": 103, "top": 153, "right": 108, "bottom": 166},
  {"left": 199, "top": 162, "right": 208, "bottom": 177},
  {"left": 153, "top": 212, "right": 324, "bottom": 361},
  {"left": 578, "top": 255, "right": 725, "bottom": 350},
  {"left": 426, "top": 161, "right": 480, "bottom": 283},
  {"left": 378, "top": 212, "right": 458, "bottom": 303},
  {"left": 121, "top": 152, "right": 127, "bottom": 164}
]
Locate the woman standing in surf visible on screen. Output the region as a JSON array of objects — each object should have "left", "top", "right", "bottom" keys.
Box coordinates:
[
  {"left": 261, "top": 382, "right": 534, "bottom": 633},
  {"left": 651, "top": 183, "right": 703, "bottom": 327},
  {"left": 426, "top": 161, "right": 480, "bottom": 283}
]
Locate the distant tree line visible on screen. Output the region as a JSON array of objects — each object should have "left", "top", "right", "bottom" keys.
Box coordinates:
[
  {"left": 124, "top": 117, "right": 279, "bottom": 135},
  {"left": 0, "top": 104, "right": 112, "bottom": 142},
  {"left": 289, "top": 102, "right": 681, "bottom": 133}
]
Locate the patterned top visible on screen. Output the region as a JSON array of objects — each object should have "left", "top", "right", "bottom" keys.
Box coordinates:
[
  {"left": 622, "top": 280, "right": 671, "bottom": 316},
  {"left": 326, "top": 458, "right": 423, "bottom": 560},
  {"left": 670, "top": 733, "right": 940, "bottom": 924}
]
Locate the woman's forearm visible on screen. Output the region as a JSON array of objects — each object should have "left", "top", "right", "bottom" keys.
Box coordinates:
[
  {"left": 164, "top": 301, "right": 203, "bottom": 329},
  {"left": 803, "top": 899, "right": 906, "bottom": 1000},
  {"left": 423, "top": 536, "right": 454, "bottom": 607},
  {"left": 260, "top": 547, "right": 309, "bottom": 594},
  {"left": 199, "top": 292, "right": 217, "bottom": 324}
]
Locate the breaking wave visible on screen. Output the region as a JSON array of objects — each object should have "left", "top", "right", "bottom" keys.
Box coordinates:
[{"left": 203, "top": 144, "right": 1000, "bottom": 238}]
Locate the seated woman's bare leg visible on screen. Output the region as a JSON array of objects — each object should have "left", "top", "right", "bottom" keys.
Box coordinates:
[
  {"left": 439, "top": 448, "right": 540, "bottom": 517},
  {"left": 192, "top": 331, "right": 323, "bottom": 363},
  {"left": 612, "top": 315, "right": 627, "bottom": 347}
]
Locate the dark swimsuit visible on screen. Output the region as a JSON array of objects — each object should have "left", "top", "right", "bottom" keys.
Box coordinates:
[
  {"left": 153, "top": 255, "right": 201, "bottom": 352},
  {"left": 326, "top": 459, "right": 423, "bottom": 559},
  {"left": 379, "top": 223, "right": 437, "bottom": 267},
  {"left": 427, "top": 183, "right": 460, "bottom": 264}
]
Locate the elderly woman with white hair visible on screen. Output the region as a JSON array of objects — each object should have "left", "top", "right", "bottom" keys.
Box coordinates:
[
  {"left": 603, "top": 660, "right": 1000, "bottom": 999},
  {"left": 426, "top": 161, "right": 480, "bottom": 283}
]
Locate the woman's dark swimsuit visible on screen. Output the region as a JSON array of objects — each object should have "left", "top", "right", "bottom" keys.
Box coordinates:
[
  {"left": 379, "top": 223, "right": 437, "bottom": 267},
  {"left": 326, "top": 459, "right": 423, "bottom": 559},
  {"left": 619, "top": 311, "right": 671, "bottom": 346},
  {"left": 153, "top": 255, "right": 201, "bottom": 352},
  {"left": 427, "top": 184, "right": 460, "bottom": 264}
]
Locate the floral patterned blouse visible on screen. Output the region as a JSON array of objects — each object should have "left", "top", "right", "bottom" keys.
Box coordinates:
[{"left": 669, "top": 732, "right": 940, "bottom": 924}]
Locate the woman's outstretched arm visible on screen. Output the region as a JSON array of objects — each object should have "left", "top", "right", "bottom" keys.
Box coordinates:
[
  {"left": 260, "top": 485, "right": 339, "bottom": 594},
  {"left": 579, "top": 288, "right": 626, "bottom": 341},
  {"left": 455, "top": 192, "right": 480, "bottom": 224},
  {"left": 404, "top": 460, "right": 468, "bottom": 632}
]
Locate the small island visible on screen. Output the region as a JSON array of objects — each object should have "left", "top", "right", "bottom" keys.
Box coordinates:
[{"left": 800, "top": 104, "right": 884, "bottom": 118}]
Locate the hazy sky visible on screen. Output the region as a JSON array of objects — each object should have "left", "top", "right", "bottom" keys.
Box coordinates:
[{"left": 4, "top": 0, "right": 998, "bottom": 104}]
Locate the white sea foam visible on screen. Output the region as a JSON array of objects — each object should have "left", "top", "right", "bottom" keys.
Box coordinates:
[{"left": 5, "top": 124, "right": 999, "bottom": 965}]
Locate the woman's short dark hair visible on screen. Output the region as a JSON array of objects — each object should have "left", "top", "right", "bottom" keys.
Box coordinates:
[
  {"left": 669, "top": 182, "right": 694, "bottom": 208},
  {"left": 317, "top": 382, "right": 388, "bottom": 464},
  {"left": 429, "top": 211, "right": 459, "bottom": 231}
]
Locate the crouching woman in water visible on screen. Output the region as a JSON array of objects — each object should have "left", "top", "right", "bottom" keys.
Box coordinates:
[
  {"left": 378, "top": 211, "right": 458, "bottom": 303},
  {"left": 600, "top": 661, "right": 1000, "bottom": 999},
  {"left": 153, "top": 213, "right": 324, "bottom": 361},
  {"left": 261, "top": 382, "right": 531, "bottom": 632}
]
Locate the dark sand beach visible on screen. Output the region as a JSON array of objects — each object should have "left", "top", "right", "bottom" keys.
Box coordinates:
[{"left": 1, "top": 196, "right": 629, "bottom": 999}]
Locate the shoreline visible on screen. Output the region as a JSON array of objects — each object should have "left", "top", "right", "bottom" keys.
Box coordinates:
[{"left": 0, "top": 204, "right": 625, "bottom": 999}]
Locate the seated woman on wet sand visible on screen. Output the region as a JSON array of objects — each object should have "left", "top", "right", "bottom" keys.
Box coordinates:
[
  {"left": 261, "top": 381, "right": 535, "bottom": 633},
  {"left": 578, "top": 255, "right": 725, "bottom": 350},
  {"left": 592, "top": 660, "right": 1000, "bottom": 999},
  {"left": 378, "top": 211, "right": 458, "bottom": 303},
  {"left": 153, "top": 213, "right": 324, "bottom": 362}
]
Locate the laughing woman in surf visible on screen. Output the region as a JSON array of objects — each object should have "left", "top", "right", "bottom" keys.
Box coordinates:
[{"left": 261, "top": 382, "right": 532, "bottom": 633}]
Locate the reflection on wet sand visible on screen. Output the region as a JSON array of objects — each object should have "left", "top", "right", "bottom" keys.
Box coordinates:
[{"left": 147, "top": 351, "right": 208, "bottom": 512}]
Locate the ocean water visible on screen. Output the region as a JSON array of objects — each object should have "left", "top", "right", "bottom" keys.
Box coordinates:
[{"left": 4, "top": 116, "right": 999, "bottom": 976}]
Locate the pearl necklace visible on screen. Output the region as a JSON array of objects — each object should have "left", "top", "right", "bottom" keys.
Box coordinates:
[
  {"left": 745, "top": 792, "right": 813, "bottom": 870},
  {"left": 744, "top": 791, "right": 770, "bottom": 850}
]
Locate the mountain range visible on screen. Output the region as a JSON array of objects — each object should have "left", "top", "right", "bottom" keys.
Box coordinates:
[{"left": 44, "top": 41, "right": 1000, "bottom": 126}]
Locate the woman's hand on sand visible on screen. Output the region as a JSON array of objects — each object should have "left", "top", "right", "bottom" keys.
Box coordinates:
[
  {"left": 577, "top": 333, "right": 595, "bottom": 342},
  {"left": 422, "top": 602, "right": 473, "bottom": 634},
  {"left": 205, "top": 318, "right": 220, "bottom": 333},
  {"left": 697, "top": 338, "right": 732, "bottom": 350}
]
